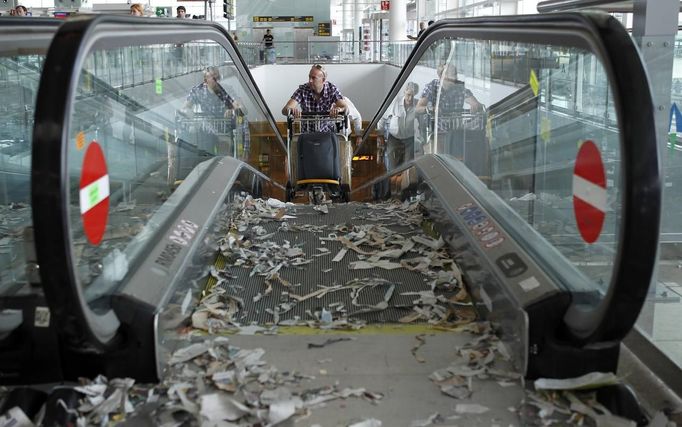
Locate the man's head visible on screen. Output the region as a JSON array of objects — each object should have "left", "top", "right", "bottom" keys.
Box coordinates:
[
  {"left": 15, "top": 5, "right": 27, "bottom": 16},
  {"left": 419, "top": 21, "right": 426, "bottom": 30},
  {"left": 266, "top": 29, "right": 271, "bottom": 35},
  {"left": 404, "top": 82, "right": 419, "bottom": 104},
  {"left": 204, "top": 66, "right": 221, "bottom": 90},
  {"left": 308, "top": 64, "right": 327, "bottom": 94},
  {"left": 176, "top": 6, "right": 186, "bottom": 17}
]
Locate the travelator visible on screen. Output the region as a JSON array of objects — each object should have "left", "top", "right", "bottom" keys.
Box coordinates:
[{"left": 0, "top": 12, "right": 662, "bottom": 412}]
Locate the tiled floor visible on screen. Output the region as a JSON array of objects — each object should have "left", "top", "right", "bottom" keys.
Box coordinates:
[{"left": 639, "top": 263, "right": 682, "bottom": 368}]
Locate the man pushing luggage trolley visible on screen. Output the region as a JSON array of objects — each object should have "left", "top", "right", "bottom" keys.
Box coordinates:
[{"left": 281, "top": 64, "right": 352, "bottom": 204}]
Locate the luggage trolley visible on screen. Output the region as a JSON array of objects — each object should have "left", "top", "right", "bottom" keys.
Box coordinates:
[
  {"left": 172, "top": 111, "right": 243, "bottom": 183},
  {"left": 175, "top": 112, "right": 238, "bottom": 157},
  {"left": 285, "top": 111, "right": 352, "bottom": 204},
  {"left": 424, "top": 108, "right": 490, "bottom": 180}
]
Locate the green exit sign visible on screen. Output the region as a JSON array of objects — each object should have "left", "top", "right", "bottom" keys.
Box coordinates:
[{"left": 155, "top": 6, "right": 171, "bottom": 16}]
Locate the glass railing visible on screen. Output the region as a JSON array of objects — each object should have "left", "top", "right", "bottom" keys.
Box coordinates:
[
  {"left": 30, "top": 39, "right": 417, "bottom": 99},
  {"left": 0, "top": 20, "right": 58, "bottom": 296},
  {"left": 236, "top": 40, "right": 415, "bottom": 67},
  {"left": 362, "top": 15, "right": 658, "bottom": 344},
  {"left": 372, "top": 39, "right": 621, "bottom": 299},
  {"left": 635, "top": 29, "right": 682, "bottom": 370}
]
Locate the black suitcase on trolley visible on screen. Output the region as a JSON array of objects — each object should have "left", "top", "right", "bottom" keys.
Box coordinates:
[{"left": 297, "top": 131, "right": 340, "bottom": 182}]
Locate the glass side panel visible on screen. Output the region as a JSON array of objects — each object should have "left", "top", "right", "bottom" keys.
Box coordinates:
[
  {"left": 66, "top": 39, "right": 284, "bottom": 308},
  {"left": 374, "top": 36, "right": 622, "bottom": 309},
  {"left": 0, "top": 52, "right": 45, "bottom": 294},
  {"left": 636, "top": 31, "right": 682, "bottom": 369}
]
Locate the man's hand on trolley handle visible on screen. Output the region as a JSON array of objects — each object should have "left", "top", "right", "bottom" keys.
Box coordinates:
[
  {"left": 329, "top": 105, "right": 345, "bottom": 118},
  {"left": 286, "top": 106, "right": 345, "bottom": 119}
]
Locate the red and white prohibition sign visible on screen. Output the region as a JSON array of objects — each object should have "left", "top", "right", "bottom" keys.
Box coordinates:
[
  {"left": 573, "top": 140, "right": 606, "bottom": 244},
  {"left": 79, "top": 142, "right": 110, "bottom": 245}
]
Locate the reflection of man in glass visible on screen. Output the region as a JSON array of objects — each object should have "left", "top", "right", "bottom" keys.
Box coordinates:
[
  {"left": 185, "top": 67, "right": 238, "bottom": 118},
  {"left": 416, "top": 64, "right": 483, "bottom": 161},
  {"left": 183, "top": 66, "right": 241, "bottom": 156},
  {"left": 377, "top": 82, "right": 419, "bottom": 170}
]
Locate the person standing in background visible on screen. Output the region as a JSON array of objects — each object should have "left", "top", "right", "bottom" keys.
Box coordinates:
[
  {"left": 232, "top": 32, "right": 239, "bottom": 43},
  {"left": 377, "top": 82, "right": 420, "bottom": 170},
  {"left": 407, "top": 22, "right": 426, "bottom": 40},
  {"left": 262, "top": 29, "right": 275, "bottom": 64},
  {"left": 129, "top": 3, "right": 144, "bottom": 16},
  {"left": 342, "top": 96, "right": 363, "bottom": 147},
  {"left": 14, "top": 5, "right": 28, "bottom": 16},
  {"left": 176, "top": 6, "right": 186, "bottom": 18}
]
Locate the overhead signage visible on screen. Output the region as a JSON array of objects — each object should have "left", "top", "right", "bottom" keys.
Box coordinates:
[
  {"left": 380, "top": 0, "right": 390, "bottom": 10},
  {"left": 318, "top": 22, "right": 331, "bottom": 36},
  {"left": 155, "top": 6, "right": 171, "bottom": 17},
  {"left": 253, "top": 16, "right": 314, "bottom": 23}
]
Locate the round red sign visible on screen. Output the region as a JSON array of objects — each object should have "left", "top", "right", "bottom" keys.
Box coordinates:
[
  {"left": 573, "top": 140, "right": 607, "bottom": 244},
  {"left": 79, "top": 142, "right": 110, "bottom": 245}
]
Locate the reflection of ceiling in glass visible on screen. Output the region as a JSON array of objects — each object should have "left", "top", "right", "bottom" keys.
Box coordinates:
[{"left": 538, "top": 0, "right": 682, "bottom": 13}]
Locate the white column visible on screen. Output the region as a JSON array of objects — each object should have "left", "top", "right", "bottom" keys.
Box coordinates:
[
  {"left": 331, "top": 0, "right": 340, "bottom": 36},
  {"left": 389, "top": 0, "right": 407, "bottom": 41},
  {"left": 354, "top": 0, "right": 363, "bottom": 42},
  {"left": 354, "top": 0, "right": 363, "bottom": 56},
  {"left": 343, "top": 0, "right": 352, "bottom": 32}
]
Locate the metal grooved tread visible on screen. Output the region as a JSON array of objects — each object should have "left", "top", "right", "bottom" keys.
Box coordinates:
[{"left": 218, "top": 202, "right": 456, "bottom": 325}]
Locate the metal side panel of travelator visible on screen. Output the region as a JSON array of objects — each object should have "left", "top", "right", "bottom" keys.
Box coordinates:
[
  {"left": 0, "top": 18, "right": 66, "bottom": 385},
  {"left": 30, "top": 15, "right": 287, "bottom": 382},
  {"left": 357, "top": 13, "right": 660, "bottom": 379}
]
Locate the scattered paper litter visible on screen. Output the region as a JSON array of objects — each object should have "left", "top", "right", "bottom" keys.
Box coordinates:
[
  {"left": 237, "top": 324, "right": 269, "bottom": 335},
  {"left": 267, "top": 198, "right": 287, "bottom": 209},
  {"left": 313, "top": 204, "right": 329, "bottom": 214},
  {"left": 0, "top": 407, "right": 34, "bottom": 427},
  {"left": 411, "top": 334, "right": 428, "bottom": 363},
  {"left": 308, "top": 337, "right": 355, "bottom": 348},
  {"left": 268, "top": 398, "right": 303, "bottom": 425},
  {"left": 454, "top": 403, "right": 490, "bottom": 414},
  {"left": 510, "top": 193, "right": 537, "bottom": 201},
  {"left": 410, "top": 412, "right": 441, "bottom": 427},
  {"left": 348, "top": 419, "right": 382, "bottom": 427},
  {"left": 200, "top": 393, "right": 250, "bottom": 421},
  {"left": 169, "top": 342, "right": 210, "bottom": 364},
  {"left": 534, "top": 372, "right": 619, "bottom": 391},
  {"left": 332, "top": 248, "right": 348, "bottom": 262}
]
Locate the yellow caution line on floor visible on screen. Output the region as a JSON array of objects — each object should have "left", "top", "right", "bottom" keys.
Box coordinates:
[{"left": 202, "top": 254, "right": 228, "bottom": 300}]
